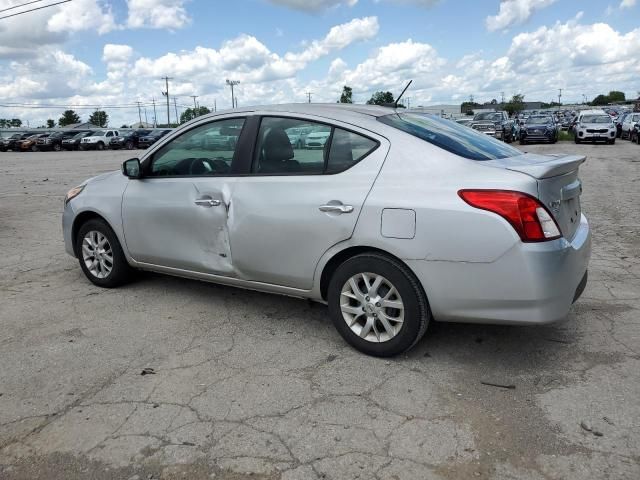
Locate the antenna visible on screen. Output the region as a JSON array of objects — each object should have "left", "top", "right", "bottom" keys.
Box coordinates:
[{"left": 395, "top": 80, "right": 412, "bottom": 109}]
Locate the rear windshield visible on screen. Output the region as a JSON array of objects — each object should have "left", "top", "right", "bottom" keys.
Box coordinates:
[{"left": 378, "top": 113, "right": 522, "bottom": 161}]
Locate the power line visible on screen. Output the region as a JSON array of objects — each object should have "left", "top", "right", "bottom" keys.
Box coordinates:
[
  {"left": 0, "top": 0, "right": 72, "bottom": 20},
  {"left": 0, "top": 0, "right": 51, "bottom": 14}
]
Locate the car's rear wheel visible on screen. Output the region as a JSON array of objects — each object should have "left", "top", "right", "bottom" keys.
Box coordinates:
[
  {"left": 76, "top": 219, "right": 132, "bottom": 288},
  {"left": 328, "top": 253, "right": 430, "bottom": 357},
  {"left": 53, "top": 143, "right": 62, "bottom": 151},
  {"left": 126, "top": 140, "right": 134, "bottom": 150}
]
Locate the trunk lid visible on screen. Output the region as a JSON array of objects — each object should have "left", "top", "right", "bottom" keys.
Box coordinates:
[{"left": 484, "top": 153, "right": 585, "bottom": 240}]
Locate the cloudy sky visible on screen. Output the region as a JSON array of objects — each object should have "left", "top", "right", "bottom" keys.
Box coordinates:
[{"left": 0, "top": 0, "right": 639, "bottom": 127}]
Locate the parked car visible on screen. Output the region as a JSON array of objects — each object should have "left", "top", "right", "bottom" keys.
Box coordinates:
[
  {"left": 0, "top": 132, "right": 35, "bottom": 152},
  {"left": 109, "top": 129, "right": 151, "bottom": 150},
  {"left": 37, "top": 131, "right": 80, "bottom": 151},
  {"left": 137, "top": 129, "right": 172, "bottom": 149},
  {"left": 286, "top": 126, "right": 312, "bottom": 148},
  {"left": 20, "top": 133, "right": 49, "bottom": 152},
  {"left": 574, "top": 111, "right": 617, "bottom": 144},
  {"left": 63, "top": 104, "right": 590, "bottom": 357},
  {"left": 62, "top": 131, "right": 96, "bottom": 150},
  {"left": 304, "top": 128, "right": 331, "bottom": 149},
  {"left": 620, "top": 112, "right": 640, "bottom": 140},
  {"left": 614, "top": 112, "right": 630, "bottom": 138},
  {"left": 80, "top": 130, "right": 120, "bottom": 150},
  {"left": 469, "top": 111, "right": 515, "bottom": 142},
  {"left": 519, "top": 115, "right": 558, "bottom": 144}
]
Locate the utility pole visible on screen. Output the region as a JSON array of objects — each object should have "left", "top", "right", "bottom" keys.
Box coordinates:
[
  {"left": 161, "top": 76, "right": 173, "bottom": 126},
  {"left": 558, "top": 88, "right": 562, "bottom": 106},
  {"left": 226, "top": 79, "right": 240, "bottom": 109},
  {"left": 136, "top": 101, "right": 142, "bottom": 125},
  {"left": 144, "top": 107, "right": 148, "bottom": 125},
  {"left": 173, "top": 97, "right": 179, "bottom": 125},
  {"left": 500, "top": 92, "right": 505, "bottom": 104},
  {"left": 151, "top": 98, "right": 157, "bottom": 127},
  {"left": 190, "top": 95, "right": 199, "bottom": 117},
  {"left": 306, "top": 91, "right": 312, "bottom": 103},
  {"left": 214, "top": 99, "right": 217, "bottom": 112}
]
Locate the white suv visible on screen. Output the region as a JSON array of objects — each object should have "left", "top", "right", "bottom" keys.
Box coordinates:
[
  {"left": 621, "top": 112, "right": 640, "bottom": 140},
  {"left": 80, "top": 130, "right": 119, "bottom": 151},
  {"left": 574, "top": 110, "right": 616, "bottom": 144}
]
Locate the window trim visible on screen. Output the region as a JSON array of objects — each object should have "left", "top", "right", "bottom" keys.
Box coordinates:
[
  {"left": 248, "top": 115, "right": 380, "bottom": 177},
  {"left": 140, "top": 116, "right": 249, "bottom": 179}
]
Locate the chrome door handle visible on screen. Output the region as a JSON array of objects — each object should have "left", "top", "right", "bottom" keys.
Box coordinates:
[
  {"left": 319, "top": 204, "right": 354, "bottom": 214},
  {"left": 194, "top": 198, "right": 221, "bottom": 207}
]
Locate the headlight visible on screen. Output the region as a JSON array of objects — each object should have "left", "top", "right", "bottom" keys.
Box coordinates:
[
  {"left": 45, "top": 139, "right": 52, "bottom": 143},
  {"left": 64, "top": 184, "right": 85, "bottom": 206}
]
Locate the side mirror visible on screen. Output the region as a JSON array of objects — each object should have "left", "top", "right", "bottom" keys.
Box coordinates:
[{"left": 122, "top": 158, "right": 142, "bottom": 179}]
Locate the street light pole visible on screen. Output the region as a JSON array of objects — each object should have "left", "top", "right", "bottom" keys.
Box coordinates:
[
  {"left": 226, "top": 79, "right": 240, "bottom": 109},
  {"left": 161, "top": 76, "right": 173, "bottom": 126}
]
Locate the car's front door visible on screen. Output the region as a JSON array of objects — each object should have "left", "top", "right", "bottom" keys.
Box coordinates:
[
  {"left": 121, "top": 117, "right": 246, "bottom": 275},
  {"left": 229, "top": 115, "right": 389, "bottom": 290}
]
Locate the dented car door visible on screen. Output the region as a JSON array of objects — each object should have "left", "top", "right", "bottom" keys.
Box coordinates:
[{"left": 121, "top": 117, "right": 246, "bottom": 275}]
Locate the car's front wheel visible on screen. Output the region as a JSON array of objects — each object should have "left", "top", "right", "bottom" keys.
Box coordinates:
[
  {"left": 96, "top": 142, "right": 105, "bottom": 151},
  {"left": 76, "top": 219, "right": 132, "bottom": 288},
  {"left": 328, "top": 253, "right": 430, "bottom": 357}
]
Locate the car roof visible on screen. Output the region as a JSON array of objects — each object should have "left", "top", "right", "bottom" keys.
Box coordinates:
[{"left": 198, "top": 103, "right": 397, "bottom": 123}]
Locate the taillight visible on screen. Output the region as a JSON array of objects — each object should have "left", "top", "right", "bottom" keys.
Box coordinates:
[{"left": 458, "top": 190, "right": 561, "bottom": 242}]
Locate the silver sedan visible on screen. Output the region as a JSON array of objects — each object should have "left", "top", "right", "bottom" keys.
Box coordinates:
[{"left": 63, "top": 104, "right": 591, "bottom": 357}]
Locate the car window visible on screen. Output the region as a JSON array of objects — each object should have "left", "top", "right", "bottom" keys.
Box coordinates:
[
  {"left": 148, "top": 118, "right": 245, "bottom": 177},
  {"left": 379, "top": 113, "right": 522, "bottom": 161},
  {"left": 253, "top": 117, "right": 329, "bottom": 174},
  {"left": 326, "top": 128, "right": 378, "bottom": 174}
]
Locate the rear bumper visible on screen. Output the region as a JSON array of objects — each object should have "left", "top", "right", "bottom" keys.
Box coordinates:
[{"left": 407, "top": 214, "right": 591, "bottom": 325}]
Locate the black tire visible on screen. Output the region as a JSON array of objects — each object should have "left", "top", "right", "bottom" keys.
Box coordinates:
[
  {"left": 574, "top": 136, "right": 580, "bottom": 144},
  {"left": 519, "top": 139, "right": 526, "bottom": 145},
  {"left": 126, "top": 141, "right": 134, "bottom": 150},
  {"left": 327, "top": 253, "right": 430, "bottom": 357},
  {"left": 96, "top": 142, "right": 105, "bottom": 151},
  {"left": 53, "top": 143, "right": 62, "bottom": 151},
  {"left": 76, "top": 219, "right": 133, "bottom": 288},
  {"left": 31, "top": 145, "right": 38, "bottom": 152}
]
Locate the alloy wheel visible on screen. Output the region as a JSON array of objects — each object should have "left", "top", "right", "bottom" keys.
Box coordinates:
[
  {"left": 340, "top": 272, "right": 404, "bottom": 343},
  {"left": 81, "top": 230, "right": 113, "bottom": 279}
]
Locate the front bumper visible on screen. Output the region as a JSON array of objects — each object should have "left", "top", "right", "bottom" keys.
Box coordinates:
[
  {"left": 576, "top": 130, "right": 616, "bottom": 142},
  {"left": 521, "top": 130, "right": 554, "bottom": 142},
  {"left": 407, "top": 214, "right": 591, "bottom": 325}
]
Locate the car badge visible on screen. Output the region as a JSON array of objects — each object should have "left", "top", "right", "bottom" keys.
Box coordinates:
[{"left": 549, "top": 200, "right": 561, "bottom": 212}]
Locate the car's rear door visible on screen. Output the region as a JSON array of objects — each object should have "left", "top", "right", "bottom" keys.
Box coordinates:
[
  {"left": 121, "top": 117, "right": 247, "bottom": 275},
  {"left": 228, "top": 114, "right": 389, "bottom": 290}
]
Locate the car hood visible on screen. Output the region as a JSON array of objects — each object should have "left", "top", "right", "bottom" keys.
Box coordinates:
[{"left": 85, "top": 170, "right": 120, "bottom": 185}]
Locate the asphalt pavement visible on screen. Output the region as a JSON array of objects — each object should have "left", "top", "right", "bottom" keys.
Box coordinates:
[{"left": 0, "top": 141, "right": 638, "bottom": 479}]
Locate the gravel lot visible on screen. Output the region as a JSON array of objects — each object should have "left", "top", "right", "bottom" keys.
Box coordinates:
[{"left": 1, "top": 141, "right": 639, "bottom": 480}]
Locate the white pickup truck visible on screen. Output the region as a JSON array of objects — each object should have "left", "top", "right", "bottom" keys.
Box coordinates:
[{"left": 79, "top": 130, "right": 119, "bottom": 151}]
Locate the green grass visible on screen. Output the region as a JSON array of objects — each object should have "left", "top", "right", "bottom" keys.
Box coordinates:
[{"left": 557, "top": 130, "right": 574, "bottom": 142}]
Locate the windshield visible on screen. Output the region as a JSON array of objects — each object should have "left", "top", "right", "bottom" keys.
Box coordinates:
[
  {"left": 581, "top": 115, "right": 612, "bottom": 124},
  {"left": 527, "top": 117, "right": 552, "bottom": 125},
  {"left": 474, "top": 113, "right": 502, "bottom": 122},
  {"left": 378, "top": 113, "right": 522, "bottom": 161}
]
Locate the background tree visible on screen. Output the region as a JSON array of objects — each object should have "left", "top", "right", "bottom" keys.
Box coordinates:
[
  {"left": 180, "top": 106, "right": 211, "bottom": 124},
  {"left": 89, "top": 110, "right": 109, "bottom": 127},
  {"left": 46, "top": 119, "right": 55, "bottom": 128},
  {"left": 460, "top": 101, "right": 480, "bottom": 115},
  {"left": 504, "top": 94, "right": 525, "bottom": 116},
  {"left": 0, "top": 119, "right": 8, "bottom": 128},
  {"left": 10, "top": 119, "right": 22, "bottom": 127},
  {"left": 338, "top": 86, "right": 353, "bottom": 103},
  {"left": 121, "top": 124, "right": 129, "bottom": 128},
  {"left": 366, "top": 91, "right": 395, "bottom": 105},
  {"left": 58, "top": 110, "right": 80, "bottom": 127}
]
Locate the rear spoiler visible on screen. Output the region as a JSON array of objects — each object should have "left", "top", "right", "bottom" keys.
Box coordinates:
[{"left": 486, "top": 153, "right": 586, "bottom": 179}]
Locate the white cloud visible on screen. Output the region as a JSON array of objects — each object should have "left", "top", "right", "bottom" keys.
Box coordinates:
[
  {"left": 486, "top": 0, "right": 558, "bottom": 32},
  {"left": 131, "top": 16, "right": 378, "bottom": 83},
  {"left": 48, "top": 0, "right": 117, "bottom": 35},
  {"left": 267, "top": 0, "right": 357, "bottom": 13},
  {"left": 620, "top": 0, "right": 636, "bottom": 7},
  {"left": 126, "top": 0, "right": 191, "bottom": 29}
]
